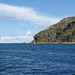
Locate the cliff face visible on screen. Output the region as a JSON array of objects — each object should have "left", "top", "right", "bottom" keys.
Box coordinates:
[{"left": 32, "top": 17, "right": 75, "bottom": 43}]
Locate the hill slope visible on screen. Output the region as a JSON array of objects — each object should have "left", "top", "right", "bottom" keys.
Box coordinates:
[{"left": 31, "top": 16, "right": 75, "bottom": 43}]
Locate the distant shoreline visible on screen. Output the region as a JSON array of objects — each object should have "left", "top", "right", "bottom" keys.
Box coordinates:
[
  {"left": 31, "top": 42, "right": 75, "bottom": 44},
  {"left": 0, "top": 42, "right": 75, "bottom": 44}
]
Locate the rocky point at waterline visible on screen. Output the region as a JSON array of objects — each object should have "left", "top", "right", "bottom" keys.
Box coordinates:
[{"left": 31, "top": 16, "right": 75, "bottom": 43}]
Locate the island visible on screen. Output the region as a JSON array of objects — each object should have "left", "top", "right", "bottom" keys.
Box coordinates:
[{"left": 31, "top": 16, "right": 75, "bottom": 44}]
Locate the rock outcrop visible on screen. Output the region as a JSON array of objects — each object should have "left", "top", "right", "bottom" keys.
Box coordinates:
[{"left": 31, "top": 16, "right": 75, "bottom": 43}]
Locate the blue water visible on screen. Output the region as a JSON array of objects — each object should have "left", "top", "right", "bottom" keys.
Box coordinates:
[{"left": 0, "top": 44, "right": 75, "bottom": 75}]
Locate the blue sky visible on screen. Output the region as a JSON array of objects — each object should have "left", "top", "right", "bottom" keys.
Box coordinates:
[{"left": 0, "top": 0, "right": 75, "bottom": 43}]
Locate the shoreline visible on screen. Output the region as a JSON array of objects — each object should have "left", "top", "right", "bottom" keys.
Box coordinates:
[{"left": 31, "top": 42, "right": 75, "bottom": 44}]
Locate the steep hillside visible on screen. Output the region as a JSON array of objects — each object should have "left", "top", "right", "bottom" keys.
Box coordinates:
[{"left": 31, "top": 16, "right": 75, "bottom": 43}]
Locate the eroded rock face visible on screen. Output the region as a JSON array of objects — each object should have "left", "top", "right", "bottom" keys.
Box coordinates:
[
  {"left": 31, "top": 17, "right": 75, "bottom": 43},
  {"left": 71, "top": 31, "right": 75, "bottom": 35}
]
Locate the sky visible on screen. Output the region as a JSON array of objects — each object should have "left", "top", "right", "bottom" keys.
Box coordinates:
[{"left": 0, "top": 0, "right": 75, "bottom": 43}]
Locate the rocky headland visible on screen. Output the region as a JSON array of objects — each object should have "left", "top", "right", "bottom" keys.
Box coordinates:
[{"left": 31, "top": 16, "right": 75, "bottom": 44}]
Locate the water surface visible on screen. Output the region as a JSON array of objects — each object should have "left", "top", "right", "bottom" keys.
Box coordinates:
[{"left": 0, "top": 44, "right": 75, "bottom": 75}]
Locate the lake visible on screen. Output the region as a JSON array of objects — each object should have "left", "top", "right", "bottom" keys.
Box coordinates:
[{"left": 0, "top": 44, "right": 75, "bottom": 75}]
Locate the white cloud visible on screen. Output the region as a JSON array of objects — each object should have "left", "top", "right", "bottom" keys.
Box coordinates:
[
  {"left": 26, "top": 31, "right": 33, "bottom": 36},
  {"left": 0, "top": 31, "right": 33, "bottom": 43},
  {"left": 1, "top": 36, "right": 15, "bottom": 40},
  {"left": 33, "top": 25, "right": 39, "bottom": 28},
  {"left": 0, "top": 3, "right": 61, "bottom": 25},
  {"left": 0, "top": 35, "right": 33, "bottom": 43},
  {"left": 33, "top": 25, "right": 42, "bottom": 28}
]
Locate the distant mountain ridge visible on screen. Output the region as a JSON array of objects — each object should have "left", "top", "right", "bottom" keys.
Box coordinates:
[{"left": 31, "top": 16, "right": 75, "bottom": 43}]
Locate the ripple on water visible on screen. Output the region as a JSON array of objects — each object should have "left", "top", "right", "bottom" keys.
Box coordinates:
[{"left": 0, "top": 44, "right": 75, "bottom": 75}]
